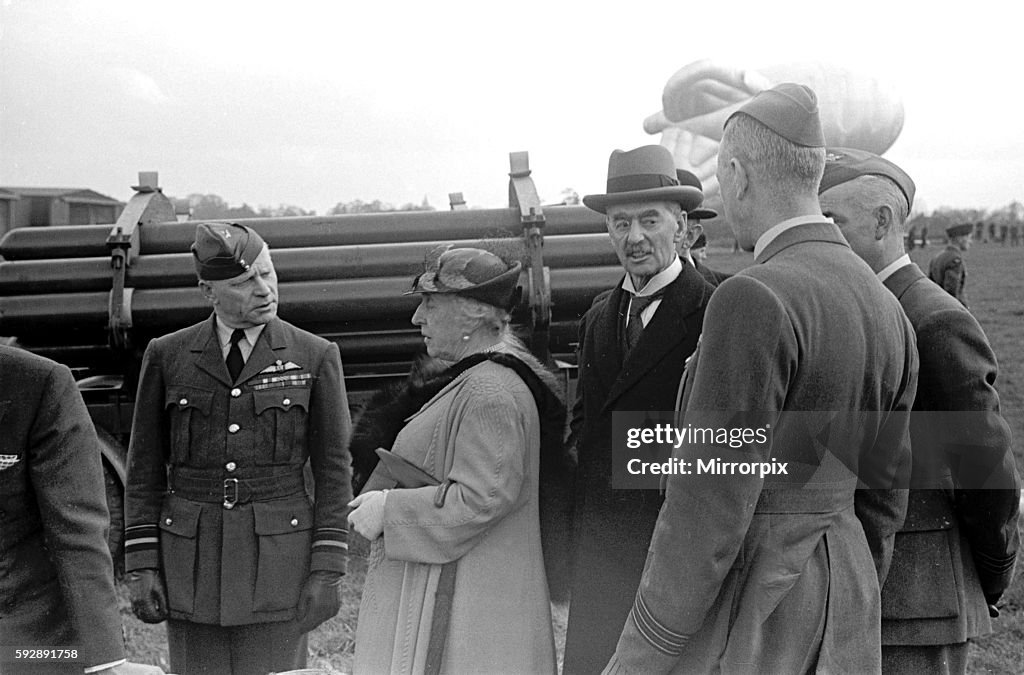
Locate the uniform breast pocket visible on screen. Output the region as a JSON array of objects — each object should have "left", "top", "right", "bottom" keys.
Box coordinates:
[
  {"left": 164, "top": 386, "right": 214, "bottom": 463},
  {"left": 252, "top": 497, "right": 313, "bottom": 612},
  {"left": 253, "top": 387, "right": 311, "bottom": 465}
]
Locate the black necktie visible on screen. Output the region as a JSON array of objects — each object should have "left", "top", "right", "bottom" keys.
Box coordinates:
[
  {"left": 226, "top": 329, "right": 246, "bottom": 381},
  {"left": 625, "top": 292, "right": 662, "bottom": 354}
]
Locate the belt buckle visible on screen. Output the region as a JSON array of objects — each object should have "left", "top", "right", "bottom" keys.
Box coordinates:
[{"left": 223, "top": 478, "right": 239, "bottom": 509}]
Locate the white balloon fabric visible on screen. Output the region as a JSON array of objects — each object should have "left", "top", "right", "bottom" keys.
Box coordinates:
[{"left": 647, "top": 60, "right": 905, "bottom": 197}]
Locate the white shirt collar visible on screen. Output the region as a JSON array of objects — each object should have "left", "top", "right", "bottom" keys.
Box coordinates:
[
  {"left": 215, "top": 319, "right": 265, "bottom": 349},
  {"left": 621, "top": 256, "right": 683, "bottom": 296},
  {"left": 753, "top": 215, "right": 834, "bottom": 260},
  {"left": 877, "top": 254, "right": 911, "bottom": 283}
]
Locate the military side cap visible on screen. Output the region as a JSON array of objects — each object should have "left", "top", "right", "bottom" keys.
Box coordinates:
[
  {"left": 819, "top": 147, "right": 916, "bottom": 211},
  {"left": 946, "top": 223, "right": 973, "bottom": 237},
  {"left": 192, "top": 222, "right": 267, "bottom": 281},
  {"left": 676, "top": 170, "right": 717, "bottom": 221},
  {"left": 692, "top": 232, "right": 707, "bottom": 249},
  {"left": 583, "top": 145, "right": 704, "bottom": 214},
  {"left": 406, "top": 246, "right": 523, "bottom": 310},
  {"left": 726, "top": 82, "right": 825, "bottom": 148}
]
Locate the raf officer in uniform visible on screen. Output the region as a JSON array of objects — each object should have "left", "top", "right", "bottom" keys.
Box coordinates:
[
  {"left": 124, "top": 223, "right": 353, "bottom": 675},
  {"left": 928, "top": 222, "right": 972, "bottom": 306},
  {"left": 819, "top": 148, "right": 1020, "bottom": 674}
]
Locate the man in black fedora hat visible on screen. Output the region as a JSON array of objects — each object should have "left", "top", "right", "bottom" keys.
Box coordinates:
[
  {"left": 606, "top": 85, "right": 917, "bottom": 673},
  {"left": 562, "top": 145, "right": 716, "bottom": 674},
  {"left": 928, "top": 223, "right": 973, "bottom": 306}
]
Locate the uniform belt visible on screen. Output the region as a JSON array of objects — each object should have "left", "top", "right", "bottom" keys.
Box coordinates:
[{"left": 169, "top": 469, "right": 305, "bottom": 508}]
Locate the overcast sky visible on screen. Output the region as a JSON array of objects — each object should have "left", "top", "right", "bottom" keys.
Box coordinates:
[{"left": 2, "top": 0, "right": 1022, "bottom": 216}]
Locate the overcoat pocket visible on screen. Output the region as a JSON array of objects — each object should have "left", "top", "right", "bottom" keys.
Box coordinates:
[
  {"left": 252, "top": 497, "right": 313, "bottom": 612},
  {"left": 159, "top": 495, "right": 203, "bottom": 615}
]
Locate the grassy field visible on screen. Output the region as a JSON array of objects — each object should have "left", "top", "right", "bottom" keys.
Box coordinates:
[{"left": 120, "top": 241, "right": 1024, "bottom": 673}]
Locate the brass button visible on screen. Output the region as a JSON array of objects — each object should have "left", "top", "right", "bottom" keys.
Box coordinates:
[
  {"left": 179, "top": 397, "right": 188, "bottom": 405},
  {"left": 226, "top": 461, "right": 237, "bottom": 472},
  {"left": 290, "top": 518, "right": 299, "bottom": 527},
  {"left": 228, "top": 423, "right": 240, "bottom": 433},
  {"left": 165, "top": 517, "right": 173, "bottom": 525},
  {"left": 230, "top": 388, "right": 241, "bottom": 398},
  {"left": 282, "top": 397, "right": 291, "bottom": 406}
]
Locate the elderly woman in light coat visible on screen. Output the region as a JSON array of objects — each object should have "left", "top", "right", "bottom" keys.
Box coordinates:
[{"left": 349, "top": 246, "right": 560, "bottom": 675}]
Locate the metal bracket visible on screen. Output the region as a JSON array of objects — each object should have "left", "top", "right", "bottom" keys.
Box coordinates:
[
  {"left": 106, "top": 172, "right": 176, "bottom": 350},
  {"left": 508, "top": 151, "right": 551, "bottom": 361}
]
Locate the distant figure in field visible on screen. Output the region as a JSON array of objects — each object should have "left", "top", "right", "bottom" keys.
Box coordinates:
[{"left": 928, "top": 223, "right": 972, "bottom": 307}]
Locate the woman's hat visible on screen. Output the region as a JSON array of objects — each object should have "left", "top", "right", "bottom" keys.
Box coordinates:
[
  {"left": 583, "top": 145, "right": 704, "bottom": 214},
  {"left": 406, "top": 246, "right": 523, "bottom": 310}
]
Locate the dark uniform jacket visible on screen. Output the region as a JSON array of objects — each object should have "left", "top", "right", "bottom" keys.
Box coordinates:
[
  {"left": 608, "top": 221, "right": 917, "bottom": 674},
  {"left": 928, "top": 244, "right": 967, "bottom": 305},
  {"left": 125, "top": 315, "right": 352, "bottom": 626},
  {"left": 693, "top": 259, "right": 731, "bottom": 287},
  {"left": 564, "top": 261, "right": 714, "bottom": 674},
  {"left": 0, "top": 346, "right": 125, "bottom": 672},
  {"left": 881, "top": 263, "right": 1020, "bottom": 646}
]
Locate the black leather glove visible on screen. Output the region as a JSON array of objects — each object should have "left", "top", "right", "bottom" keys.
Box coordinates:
[
  {"left": 295, "top": 570, "right": 342, "bottom": 633},
  {"left": 128, "top": 568, "right": 168, "bottom": 624}
]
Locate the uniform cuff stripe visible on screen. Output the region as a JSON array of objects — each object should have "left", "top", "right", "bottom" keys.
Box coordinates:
[
  {"left": 630, "top": 592, "right": 688, "bottom": 656},
  {"left": 313, "top": 540, "right": 349, "bottom": 549}
]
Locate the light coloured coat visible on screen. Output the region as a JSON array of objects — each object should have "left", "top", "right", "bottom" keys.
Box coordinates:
[{"left": 354, "top": 357, "right": 556, "bottom": 675}]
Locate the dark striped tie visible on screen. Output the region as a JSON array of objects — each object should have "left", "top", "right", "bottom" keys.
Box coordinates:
[
  {"left": 625, "top": 292, "right": 661, "bottom": 354},
  {"left": 226, "top": 329, "right": 246, "bottom": 381}
]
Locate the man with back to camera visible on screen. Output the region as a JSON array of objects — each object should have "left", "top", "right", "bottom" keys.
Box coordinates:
[
  {"left": 124, "top": 222, "right": 353, "bottom": 675},
  {"left": 562, "top": 144, "right": 716, "bottom": 674},
  {"left": 605, "top": 84, "right": 918, "bottom": 674},
  {"left": 819, "top": 147, "right": 1020, "bottom": 674},
  {"left": 0, "top": 344, "right": 164, "bottom": 675},
  {"left": 928, "top": 222, "right": 972, "bottom": 306}
]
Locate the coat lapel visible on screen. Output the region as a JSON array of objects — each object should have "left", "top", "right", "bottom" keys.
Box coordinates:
[
  {"left": 590, "top": 285, "right": 627, "bottom": 395},
  {"left": 236, "top": 317, "right": 290, "bottom": 384},
  {"left": 192, "top": 315, "right": 232, "bottom": 387},
  {"left": 602, "top": 263, "right": 709, "bottom": 412}
]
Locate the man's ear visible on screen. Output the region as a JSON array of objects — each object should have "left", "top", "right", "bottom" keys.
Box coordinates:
[
  {"left": 681, "top": 222, "right": 704, "bottom": 249},
  {"left": 673, "top": 212, "right": 689, "bottom": 243},
  {"left": 199, "top": 280, "right": 217, "bottom": 304},
  {"left": 732, "top": 158, "right": 749, "bottom": 200},
  {"left": 874, "top": 205, "right": 894, "bottom": 240}
]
